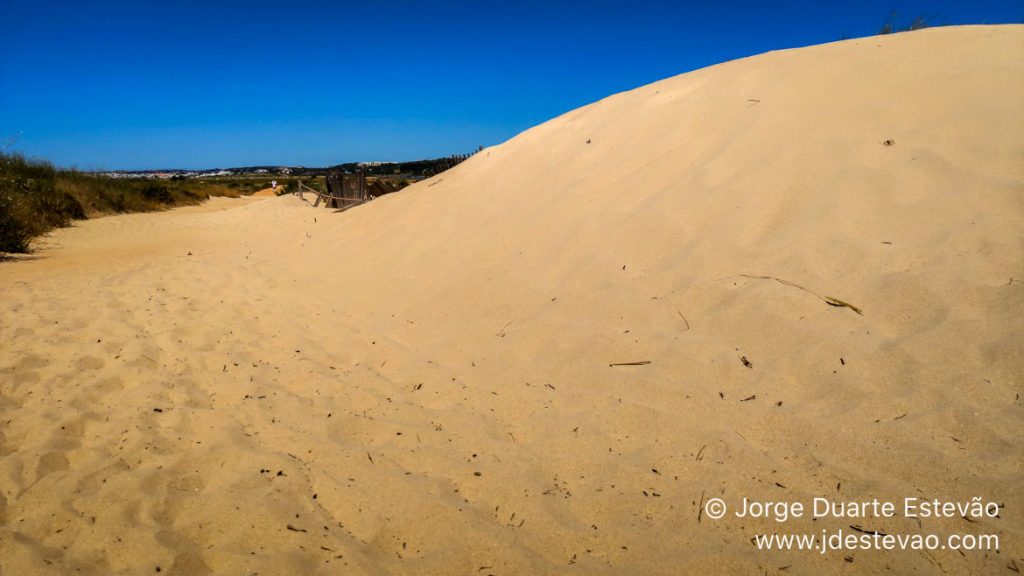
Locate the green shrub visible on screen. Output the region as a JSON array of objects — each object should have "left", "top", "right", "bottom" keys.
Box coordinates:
[
  {"left": 0, "top": 154, "right": 63, "bottom": 252},
  {"left": 0, "top": 153, "right": 249, "bottom": 254},
  {"left": 141, "top": 184, "right": 174, "bottom": 204},
  {"left": 0, "top": 191, "right": 33, "bottom": 253}
]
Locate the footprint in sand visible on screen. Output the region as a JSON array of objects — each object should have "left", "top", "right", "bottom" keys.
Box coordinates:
[
  {"left": 28, "top": 415, "right": 90, "bottom": 486},
  {"left": 0, "top": 428, "right": 14, "bottom": 458},
  {"left": 168, "top": 551, "right": 214, "bottom": 575},
  {"left": 0, "top": 354, "right": 47, "bottom": 392},
  {"left": 75, "top": 355, "right": 105, "bottom": 371},
  {"left": 14, "top": 352, "right": 50, "bottom": 371},
  {"left": 35, "top": 451, "right": 70, "bottom": 482}
]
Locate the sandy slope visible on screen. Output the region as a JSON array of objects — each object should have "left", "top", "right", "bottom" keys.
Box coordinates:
[{"left": 1, "top": 25, "right": 1022, "bottom": 575}]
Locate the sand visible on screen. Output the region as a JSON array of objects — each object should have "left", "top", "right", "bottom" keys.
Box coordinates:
[
  {"left": 251, "top": 187, "right": 279, "bottom": 198},
  {"left": 1, "top": 25, "right": 1022, "bottom": 575}
]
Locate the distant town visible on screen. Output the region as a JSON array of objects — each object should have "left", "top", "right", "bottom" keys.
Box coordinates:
[
  {"left": 94, "top": 154, "right": 478, "bottom": 180},
  {"left": 98, "top": 166, "right": 296, "bottom": 180}
]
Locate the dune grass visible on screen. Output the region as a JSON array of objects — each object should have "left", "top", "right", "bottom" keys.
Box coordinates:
[{"left": 0, "top": 153, "right": 254, "bottom": 254}]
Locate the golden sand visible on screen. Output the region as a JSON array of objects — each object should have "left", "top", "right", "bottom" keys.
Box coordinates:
[{"left": 1, "top": 25, "right": 1021, "bottom": 574}]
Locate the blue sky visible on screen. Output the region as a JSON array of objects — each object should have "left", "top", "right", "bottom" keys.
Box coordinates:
[{"left": 1, "top": 1, "right": 1020, "bottom": 170}]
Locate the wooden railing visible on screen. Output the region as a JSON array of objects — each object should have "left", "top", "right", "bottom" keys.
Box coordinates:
[
  {"left": 295, "top": 173, "right": 369, "bottom": 212},
  {"left": 294, "top": 148, "right": 485, "bottom": 211}
]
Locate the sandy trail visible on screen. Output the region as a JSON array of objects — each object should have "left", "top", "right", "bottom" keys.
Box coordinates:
[{"left": 1, "top": 25, "right": 1022, "bottom": 575}]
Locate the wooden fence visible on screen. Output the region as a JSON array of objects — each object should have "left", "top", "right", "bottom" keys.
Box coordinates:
[
  {"left": 297, "top": 170, "right": 368, "bottom": 212},
  {"left": 426, "top": 146, "right": 483, "bottom": 176},
  {"left": 295, "top": 147, "right": 485, "bottom": 211}
]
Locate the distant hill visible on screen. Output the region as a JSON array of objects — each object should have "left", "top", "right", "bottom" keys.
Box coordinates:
[{"left": 94, "top": 153, "right": 479, "bottom": 180}]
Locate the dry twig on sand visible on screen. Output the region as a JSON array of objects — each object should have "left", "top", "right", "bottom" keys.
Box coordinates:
[
  {"left": 676, "top": 309, "right": 691, "bottom": 331},
  {"left": 740, "top": 274, "right": 864, "bottom": 315},
  {"left": 496, "top": 317, "right": 516, "bottom": 337}
]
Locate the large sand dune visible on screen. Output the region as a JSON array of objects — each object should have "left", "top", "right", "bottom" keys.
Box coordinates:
[{"left": 1, "top": 25, "right": 1022, "bottom": 575}]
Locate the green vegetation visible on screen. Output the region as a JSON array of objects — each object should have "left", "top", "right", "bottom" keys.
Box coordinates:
[
  {"left": 1, "top": 151, "right": 470, "bottom": 254},
  {"left": 282, "top": 179, "right": 304, "bottom": 195},
  {"left": 184, "top": 176, "right": 270, "bottom": 196},
  {"left": 879, "top": 11, "right": 935, "bottom": 35},
  {"left": 330, "top": 158, "right": 457, "bottom": 178},
  {"left": 0, "top": 153, "right": 254, "bottom": 254}
]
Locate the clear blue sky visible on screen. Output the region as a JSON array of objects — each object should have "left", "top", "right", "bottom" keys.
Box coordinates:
[{"left": 1, "top": 1, "right": 1020, "bottom": 170}]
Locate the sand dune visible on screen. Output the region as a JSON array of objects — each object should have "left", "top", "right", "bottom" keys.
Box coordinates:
[
  {"left": 252, "top": 187, "right": 279, "bottom": 198},
  {"left": 1, "top": 25, "right": 1022, "bottom": 574}
]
